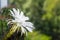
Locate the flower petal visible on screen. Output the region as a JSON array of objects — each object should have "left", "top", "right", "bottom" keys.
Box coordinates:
[
  {"left": 22, "top": 22, "right": 34, "bottom": 28},
  {"left": 21, "top": 26, "right": 27, "bottom": 35},
  {"left": 25, "top": 27, "right": 33, "bottom": 32},
  {"left": 10, "top": 10, "right": 14, "bottom": 16},
  {"left": 13, "top": 8, "right": 17, "bottom": 14},
  {"left": 20, "top": 11, "right": 24, "bottom": 17},
  {"left": 22, "top": 22, "right": 34, "bottom": 32},
  {"left": 17, "top": 8, "right": 20, "bottom": 14}
]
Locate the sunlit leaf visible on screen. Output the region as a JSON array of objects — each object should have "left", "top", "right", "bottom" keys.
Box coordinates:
[
  {"left": 42, "top": 0, "right": 58, "bottom": 20},
  {"left": 43, "top": 0, "right": 58, "bottom": 12}
]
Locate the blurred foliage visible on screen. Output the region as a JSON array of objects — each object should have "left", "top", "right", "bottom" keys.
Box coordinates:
[
  {"left": 42, "top": 0, "right": 58, "bottom": 20},
  {"left": 25, "top": 31, "right": 51, "bottom": 40},
  {"left": 0, "top": 0, "right": 60, "bottom": 40}
]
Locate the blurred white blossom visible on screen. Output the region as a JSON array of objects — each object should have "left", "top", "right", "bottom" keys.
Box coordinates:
[{"left": 7, "top": 8, "right": 34, "bottom": 35}]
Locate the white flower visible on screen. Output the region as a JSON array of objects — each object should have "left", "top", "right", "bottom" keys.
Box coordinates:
[{"left": 8, "top": 8, "right": 34, "bottom": 35}]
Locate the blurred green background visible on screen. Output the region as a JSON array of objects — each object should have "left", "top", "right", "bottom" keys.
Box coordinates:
[{"left": 0, "top": 0, "right": 60, "bottom": 40}]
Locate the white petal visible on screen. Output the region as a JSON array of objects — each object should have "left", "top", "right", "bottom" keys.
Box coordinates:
[
  {"left": 24, "top": 17, "right": 29, "bottom": 20},
  {"left": 10, "top": 10, "right": 14, "bottom": 16},
  {"left": 21, "top": 27, "right": 25, "bottom": 33},
  {"left": 21, "top": 27, "right": 27, "bottom": 35},
  {"left": 17, "top": 8, "right": 20, "bottom": 14},
  {"left": 23, "top": 22, "right": 34, "bottom": 29},
  {"left": 25, "top": 27, "right": 33, "bottom": 32},
  {"left": 20, "top": 11, "right": 24, "bottom": 17},
  {"left": 12, "top": 20, "right": 16, "bottom": 22},
  {"left": 7, "top": 21, "right": 11, "bottom": 25},
  {"left": 13, "top": 8, "right": 17, "bottom": 14},
  {"left": 22, "top": 22, "right": 34, "bottom": 32},
  {"left": 20, "top": 12, "right": 29, "bottom": 21}
]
